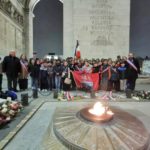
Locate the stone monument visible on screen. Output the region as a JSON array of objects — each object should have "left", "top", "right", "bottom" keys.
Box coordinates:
[
  {"left": 63, "top": 0, "right": 130, "bottom": 59},
  {"left": 41, "top": 103, "right": 150, "bottom": 149}
]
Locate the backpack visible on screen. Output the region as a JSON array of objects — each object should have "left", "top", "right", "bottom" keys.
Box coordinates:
[{"left": 6, "top": 91, "right": 17, "bottom": 100}]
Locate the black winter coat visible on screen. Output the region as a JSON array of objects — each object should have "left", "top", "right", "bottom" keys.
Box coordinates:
[
  {"left": 92, "top": 66, "right": 100, "bottom": 73},
  {"left": 53, "top": 64, "right": 63, "bottom": 76},
  {"left": 2, "top": 55, "right": 21, "bottom": 78},
  {"left": 28, "top": 64, "right": 40, "bottom": 79},
  {"left": 126, "top": 58, "right": 140, "bottom": 80}
]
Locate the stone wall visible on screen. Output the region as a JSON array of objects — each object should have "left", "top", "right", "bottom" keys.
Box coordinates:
[
  {"left": 0, "top": 0, "right": 132, "bottom": 59},
  {"left": 64, "top": 0, "right": 130, "bottom": 59},
  {"left": 0, "top": 0, "right": 24, "bottom": 58}
]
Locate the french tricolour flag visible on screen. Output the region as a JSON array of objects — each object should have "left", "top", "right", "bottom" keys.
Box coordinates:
[{"left": 74, "top": 40, "right": 81, "bottom": 58}]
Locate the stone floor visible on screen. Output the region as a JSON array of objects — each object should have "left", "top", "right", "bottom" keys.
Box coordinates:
[
  {"left": 0, "top": 76, "right": 150, "bottom": 150},
  {"left": 3, "top": 102, "right": 150, "bottom": 150}
]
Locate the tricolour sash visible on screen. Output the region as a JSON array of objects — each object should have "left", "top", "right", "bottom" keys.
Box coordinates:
[
  {"left": 20, "top": 60, "right": 28, "bottom": 72},
  {"left": 126, "top": 59, "right": 137, "bottom": 71}
]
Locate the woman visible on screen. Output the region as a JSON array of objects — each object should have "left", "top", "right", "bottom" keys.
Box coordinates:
[
  {"left": 18, "top": 54, "right": 28, "bottom": 91},
  {"left": 62, "top": 61, "right": 72, "bottom": 100},
  {"left": 39, "top": 60, "right": 49, "bottom": 91},
  {"left": 28, "top": 58, "right": 40, "bottom": 90},
  {"left": 53, "top": 60, "right": 63, "bottom": 91}
]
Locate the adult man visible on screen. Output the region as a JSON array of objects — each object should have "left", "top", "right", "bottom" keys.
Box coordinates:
[
  {"left": 126, "top": 53, "right": 140, "bottom": 91},
  {"left": 2, "top": 50, "right": 21, "bottom": 92}
]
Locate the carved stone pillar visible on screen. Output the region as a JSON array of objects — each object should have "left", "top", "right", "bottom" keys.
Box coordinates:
[
  {"left": 24, "top": 8, "right": 34, "bottom": 58},
  {"left": 63, "top": 0, "right": 74, "bottom": 58}
]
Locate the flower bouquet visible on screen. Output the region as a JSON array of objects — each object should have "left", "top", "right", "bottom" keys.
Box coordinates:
[
  {"left": 132, "top": 91, "right": 150, "bottom": 101},
  {"left": 57, "top": 91, "right": 67, "bottom": 101},
  {"left": 57, "top": 91, "right": 84, "bottom": 101},
  {"left": 0, "top": 101, "right": 23, "bottom": 128}
]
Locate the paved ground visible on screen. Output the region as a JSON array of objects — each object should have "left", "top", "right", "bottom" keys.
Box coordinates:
[
  {"left": 0, "top": 76, "right": 53, "bottom": 145},
  {"left": 4, "top": 102, "right": 150, "bottom": 150},
  {"left": 0, "top": 76, "right": 150, "bottom": 149}
]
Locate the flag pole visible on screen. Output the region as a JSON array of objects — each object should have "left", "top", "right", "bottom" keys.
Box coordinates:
[
  {"left": 74, "top": 40, "right": 79, "bottom": 96},
  {"left": 74, "top": 40, "right": 80, "bottom": 59}
]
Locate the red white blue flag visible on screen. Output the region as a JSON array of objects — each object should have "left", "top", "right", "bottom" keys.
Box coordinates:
[{"left": 74, "top": 40, "right": 81, "bottom": 58}]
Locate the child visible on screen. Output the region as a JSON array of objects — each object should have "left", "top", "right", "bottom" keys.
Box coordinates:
[
  {"left": 100, "top": 59, "right": 111, "bottom": 91},
  {"left": 108, "top": 61, "right": 119, "bottom": 92},
  {"left": 118, "top": 61, "right": 127, "bottom": 91},
  {"left": 100, "top": 59, "right": 111, "bottom": 100}
]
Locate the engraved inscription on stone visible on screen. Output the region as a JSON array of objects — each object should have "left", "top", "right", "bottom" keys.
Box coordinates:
[
  {"left": 89, "top": 0, "right": 113, "bottom": 46},
  {"left": 64, "top": 0, "right": 130, "bottom": 59}
]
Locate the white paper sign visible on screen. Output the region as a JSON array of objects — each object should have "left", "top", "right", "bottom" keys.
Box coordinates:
[{"left": 142, "top": 61, "right": 150, "bottom": 75}]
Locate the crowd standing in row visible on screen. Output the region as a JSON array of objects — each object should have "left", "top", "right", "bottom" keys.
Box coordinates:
[{"left": 0, "top": 50, "right": 140, "bottom": 99}]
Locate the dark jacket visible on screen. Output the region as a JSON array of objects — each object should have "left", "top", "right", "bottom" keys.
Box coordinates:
[
  {"left": 118, "top": 66, "right": 127, "bottom": 80},
  {"left": 69, "top": 64, "right": 75, "bottom": 71},
  {"left": 126, "top": 58, "right": 140, "bottom": 79},
  {"left": 28, "top": 64, "right": 34, "bottom": 76},
  {"left": 53, "top": 64, "right": 63, "bottom": 76},
  {"left": 110, "top": 66, "right": 119, "bottom": 81},
  {"left": 2, "top": 55, "right": 21, "bottom": 78},
  {"left": 39, "top": 65, "right": 48, "bottom": 80},
  {"left": 101, "top": 64, "right": 110, "bottom": 79},
  {"left": 62, "top": 66, "right": 69, "bottom": 79},
  {"left": 47, "top": 66, "right": 53, "bottom": 77},
  {"left": 28, "top": 64, "right": 40, "bottom": 79},
  {"left": 92, "top": 65, "right": 100, "bottom": 73}
]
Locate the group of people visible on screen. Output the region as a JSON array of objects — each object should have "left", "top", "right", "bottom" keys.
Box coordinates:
[{"left": 0, "top": 50, "right": 140, "bottom": 99}]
